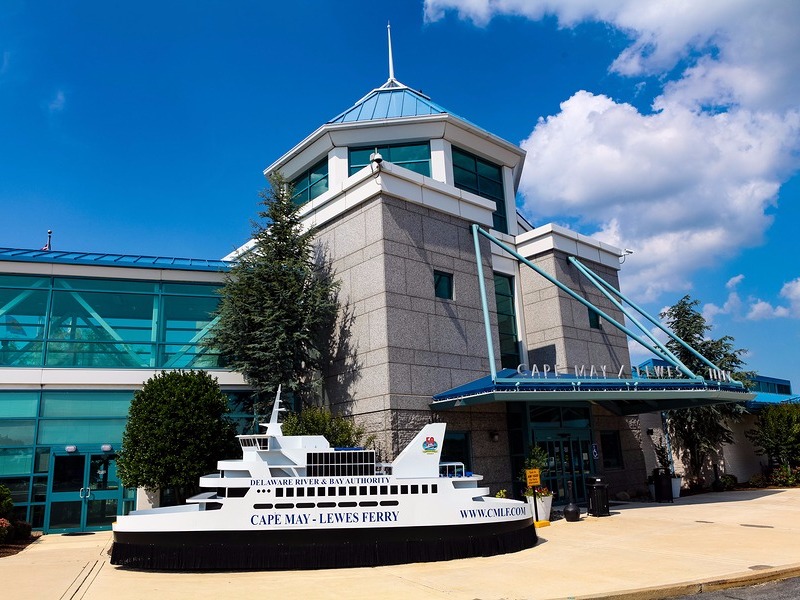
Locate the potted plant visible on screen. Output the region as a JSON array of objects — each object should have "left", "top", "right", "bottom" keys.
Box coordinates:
[
  {"left": 524, "top": 485, "right": 553, "bottom": 521},
  {"left": 520, "top": 446, "right": 553, "bottom": 520}
]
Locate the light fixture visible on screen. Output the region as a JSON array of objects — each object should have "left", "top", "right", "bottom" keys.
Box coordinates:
[
  {"left": 65, "top": 445, "right": 77, "bottom": 453},
  {"left": 101, "top": 443, "right": 113, "bottom": 452},
  {"left": 489, "top": 431, "right": 500, "bottom": 443}
]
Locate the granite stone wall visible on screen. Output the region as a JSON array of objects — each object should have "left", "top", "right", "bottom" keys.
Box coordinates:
[{"left": 314, "top": 193, "right": 511, "bottom": 486}]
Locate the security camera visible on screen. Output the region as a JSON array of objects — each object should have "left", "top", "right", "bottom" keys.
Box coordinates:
[{"left": 370, "top": 151, "right": 383, "bottom": 165}]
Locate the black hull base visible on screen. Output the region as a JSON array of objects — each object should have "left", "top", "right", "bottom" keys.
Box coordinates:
[{"left": 111, "top": 519, "right": 537, "bottom": 571}]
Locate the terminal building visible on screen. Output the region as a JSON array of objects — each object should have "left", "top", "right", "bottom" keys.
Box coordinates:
[{"left": 0, "top": 68, "right": 752, "bottom": 532}]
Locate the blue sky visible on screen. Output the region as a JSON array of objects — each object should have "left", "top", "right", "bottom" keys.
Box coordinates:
[{"left": 1, "top": 1, "right": 798, "bottom": 386}]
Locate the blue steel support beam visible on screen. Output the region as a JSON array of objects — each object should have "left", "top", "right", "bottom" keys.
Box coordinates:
[
  {"left": 567, "top": 256, "right": 696, "bottom": 377},
  {"left": 569, "top": 256, "right": 732, "bottom": 379},
  {"left": 471, "top": 224, "right": 498, "bottom": 381},
  {"left": 473, "top": 226, "right": 701, "bottom": 380}
]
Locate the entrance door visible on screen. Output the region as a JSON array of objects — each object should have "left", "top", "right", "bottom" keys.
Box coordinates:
[
  {"left": 534, "top": 433, "right": 593, "bottom": 504},
  {"left": 47, "top": 453, "right": 121, "bottom": 532}
]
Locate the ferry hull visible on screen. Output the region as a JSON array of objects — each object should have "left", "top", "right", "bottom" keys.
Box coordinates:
[{"left": 111, "top": 518, "right": 537, "bottom": 571}]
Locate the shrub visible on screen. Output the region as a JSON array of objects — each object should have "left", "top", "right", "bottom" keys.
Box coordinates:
[
  {"left": 0, "top": 484, "right": 12, "bottom": 519},
  {"left": 10, "top": 520, "right": 32, "bottom": 541},
  {"left": 748, "top": 473, "right": 767, "bottom": 488},
  {"left": 768, "top": 466, "right": 799, "bottom": 487},
  {"left": 0, "top": 517, "right": 10, "bottom": 544}
]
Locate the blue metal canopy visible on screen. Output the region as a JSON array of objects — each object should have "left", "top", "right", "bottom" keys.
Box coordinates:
[
  {"left": 432, "top": 369, "right": 754, "bottom": 415},
  {"left": 0, "top": 247, "right": 231, "bottom": 272}
]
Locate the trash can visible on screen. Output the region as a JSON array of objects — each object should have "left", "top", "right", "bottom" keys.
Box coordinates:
[
  {"left": 653, "top": 468, "right": 673, "bottom": 503},
  {"left": 585, "top": 474, "right": 610, "bottom": 517}
]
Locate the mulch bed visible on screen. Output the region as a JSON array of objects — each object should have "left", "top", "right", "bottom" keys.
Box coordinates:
[{"left": 0, "top": 533, "right": 42, "bottom": 558}]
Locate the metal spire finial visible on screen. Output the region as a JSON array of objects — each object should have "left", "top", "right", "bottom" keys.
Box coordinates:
[{"left": 387, "top": 21, "right": 395, "bottom": 82}]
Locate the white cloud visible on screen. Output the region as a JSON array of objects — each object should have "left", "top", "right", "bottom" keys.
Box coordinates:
[
  {"left": 743, "top": 277, "right": 800, "bottom": 320},
  {"left": 48, "top": 89, "right": 65, "bottom": 113},
  {"left": 726, "top": 274, "right": 744, "bottom": 290},
  {"left": 425, "top": 0, "right": 800, "bottom": 303}
]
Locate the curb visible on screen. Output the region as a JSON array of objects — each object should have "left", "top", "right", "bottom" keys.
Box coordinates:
[{"left": 572, "top": 563, "right": 800, "bottom": 600}]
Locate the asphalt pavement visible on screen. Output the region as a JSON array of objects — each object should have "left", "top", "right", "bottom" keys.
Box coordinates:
[{"left": 2, "top": 489, "right": 800, "bottom": 600}]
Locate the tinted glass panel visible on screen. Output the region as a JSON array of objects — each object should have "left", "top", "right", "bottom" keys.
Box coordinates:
[
  {"left": 0, "top": 420, "right": 35, "bottom": 445},
  {"left": 0, "top": 448, "right": 34, "bottom": 476},
  {"left": 0, "top": 392, "right": 39, "bottom": 417},
  {"left": 41, "top": 391, "right": 132, "bottom": 418},
  {"left": 38, "top": 419, "right": 127, "bottom": 445}
]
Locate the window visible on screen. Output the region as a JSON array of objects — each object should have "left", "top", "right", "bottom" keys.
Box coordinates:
[
  {"left": 588, "top": 308, "right": 602, "bottom": 330},
  {"left": 452, "top": 147, "right": 507, "bottom": 233},
  {"left": 441, "top": 432, "right": 472, "bottom": 472},
  {"left": 600, "top": 431, "right": 624, "bottom": 470},
  {"left": 434, "top": 270, "right": 453, "bottom": 300},
  {"left": 494, "top": 273, "right": 520, "bottom": 368},
  {"left": 291, "top": 158, "right": 329, "bottom": 206},
  {"left": 349, "top": 142, "right": 430, "bottom": 177}
]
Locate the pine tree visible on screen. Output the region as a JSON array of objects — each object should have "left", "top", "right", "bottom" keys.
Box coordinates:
[
  {"left": 207, "top": 174, "right": 340, "bottom": 405},
  {"left": 661, "top": 295, "right": 751, "bottom": 487}
]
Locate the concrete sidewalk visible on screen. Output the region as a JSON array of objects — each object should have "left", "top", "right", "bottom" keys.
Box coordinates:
[{"left": 3, "top": 489, "right": 800, "bottom": 600}]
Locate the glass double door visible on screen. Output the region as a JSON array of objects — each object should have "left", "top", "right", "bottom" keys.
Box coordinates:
[
  {"left": 533, "top": 432, "right": 593, "bottom": 505},
  {"left": 47, "top": 453, "right": 121, "bottom": 532}
]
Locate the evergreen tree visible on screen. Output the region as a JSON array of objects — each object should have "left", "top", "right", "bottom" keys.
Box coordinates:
[
  {"left": 661, "top": 295, "right": 751, "bottom": 487},
  {"left": 117, "top": 370, "right": 237, "bottom": 504},
  {"left": 207, "top": 174, "right": 340, "bottom": 404}
]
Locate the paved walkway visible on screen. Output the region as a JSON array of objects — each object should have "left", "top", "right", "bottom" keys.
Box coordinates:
[{"left": 3, "top": 489, "right": 800, "bottom": 600}]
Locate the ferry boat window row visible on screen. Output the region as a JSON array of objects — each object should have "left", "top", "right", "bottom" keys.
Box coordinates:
[
  {"left": 251, "top": 500, "right": 400, "bottom": 510},
  {"left": 270, "top": 483, "right": 438, "bottom": 498},
  {"left": 306, "top": 450, "right": 376, "bottom": 477}
]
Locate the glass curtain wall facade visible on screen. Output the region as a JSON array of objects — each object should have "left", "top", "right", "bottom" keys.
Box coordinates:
[
  {"left": 0, "top": 273, "right": 233, "bottom": 531},
  {"left": 0, "top": 275, "right": 222, "bottom": 369}
]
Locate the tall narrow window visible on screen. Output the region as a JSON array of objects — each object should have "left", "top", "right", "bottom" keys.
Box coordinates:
[
  {"left": 588, "top": 308, "right": 602, "bottom": 330},
  {"left": 452, "top": 147, "right": 507, "bottom": 233},
  {"left": 494, "top": 273, "right": 520, "bottom": 369},
  {"left": 434, "top": 270, "right": 453, "bottom": 300},
  {"left": 349, "top": 142, "right": 431, "bottom": 176},
  {"left": 291, "top": 158, "right": 329, "bottom": 206}
]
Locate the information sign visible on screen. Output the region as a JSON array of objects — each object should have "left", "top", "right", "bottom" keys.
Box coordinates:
[{"left": 525, "top": 468, "right": 541, "bottom": 487}]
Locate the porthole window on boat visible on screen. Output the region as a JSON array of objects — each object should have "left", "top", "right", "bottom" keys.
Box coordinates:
[
  {"left": 380, "top": 485, "right": 388, "bottom": 494},
  {"left": 411, "top": 485, "right": 419, "bottom": 494},
  {"left": 349, "top": 486, "right": 356, "bottom": 495},
  {"left": 296, "top": 502, "right": 314, "bottom": 509},
  {"left": 317, "top": 501, "right": 336, "bottom": 508},
  {"left": 275, "top": 503, "right": 293, "bottom": 509},
  {"left": 432, "top": 484, "right": 438, "bottom": 493},
  {"left": 276, "top": 488, "right": 283, "bottom": 497},
  {"left": 380, "top": 500, "right": 399, "bottom": 507},
  {"left": 359, "top": 501, "right": 378, "bottom": 507},
  {"left": 390, "top": 485, "right": 398, "bottom": 494},
  {"left": 253, "top": 503, "right": 273, "bottom": 509},
  {"left": 296, "top": 488, "right": 305, "bottom": 497},
  {"left": 370, "top": 485, "right": 378, "bottom": 495},
  {"left": 316, "top": 487, "right": 324, "bottom": 496},
  {"left": 286, "top": 488, "right": 294, "bottom": 498},
  {"left": 422, "top": 484, "right": 428, "bottom": 494},
  {"left": 401, "top": 485, "right": 408, "bottom": 494},
  {"left": 359, "top": 485, "right": 367, "bottom": 495},
  {"left": 338, "top": 501, "right": 356, "bottom": 508},
  {"left": 339, "top": 486, "right": 346, "bottom": 496},
  {"left": 328, "top": 486, "right": 336, "bottom": 496}
]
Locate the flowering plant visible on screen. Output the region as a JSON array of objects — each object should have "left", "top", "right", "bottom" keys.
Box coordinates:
[
  {"left": 0, "top": 517, "right": 10, "bottom": 543},
  {"left": 523, "top": 486, "right": 552, "bottom": 499}
]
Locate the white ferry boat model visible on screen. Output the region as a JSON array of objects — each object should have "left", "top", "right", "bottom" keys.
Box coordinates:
[{"left": 111, "top": 390, "right": 536, "bottom": 570}]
